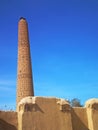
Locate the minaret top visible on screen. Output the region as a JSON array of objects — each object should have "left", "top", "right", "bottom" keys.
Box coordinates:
[{"left": 19, "top": 17, "right": 26, "bottom": 21}]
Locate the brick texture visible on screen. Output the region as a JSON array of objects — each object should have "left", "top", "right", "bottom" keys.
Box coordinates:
[{"left": 16, "top": 18, "right": 34, "bottom": 106}]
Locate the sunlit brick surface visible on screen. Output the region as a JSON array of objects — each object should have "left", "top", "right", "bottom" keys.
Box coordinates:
[{"left": 16, "top": 18, "right": 34, "bottom": 106}]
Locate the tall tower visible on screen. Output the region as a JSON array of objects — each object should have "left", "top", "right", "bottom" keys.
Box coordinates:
[{"left": 16, "top": 17, "right": 34, "bottom": 106}]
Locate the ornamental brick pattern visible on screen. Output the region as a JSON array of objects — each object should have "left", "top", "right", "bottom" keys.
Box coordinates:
[{"left": 16, "top": 18, "right": 34, "bottom": 106}]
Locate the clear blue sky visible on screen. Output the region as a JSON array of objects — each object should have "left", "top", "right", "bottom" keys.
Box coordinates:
[{"left": 0, "top": 0, "right": 98, "bottom": 109}]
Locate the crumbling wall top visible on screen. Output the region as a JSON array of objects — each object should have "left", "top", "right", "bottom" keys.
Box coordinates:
[{"left": 85, "top": 98, "right": 98, "bottom": 110}]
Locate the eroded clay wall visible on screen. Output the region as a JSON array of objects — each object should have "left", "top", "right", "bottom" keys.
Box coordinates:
[
  {"left": 86, "top": 99, "right": 98, "bottom": 130},
  {"left": 71, "top": 107, "right": 89, "bottom": 130},
  {"left": 1, "top": 97, "right": 98, "bottom": 130},
  {"left": 88, "top": 109, "right": 98, "bottom": 130},
  {"left": 18, "top": 97, "right": 73, "bottom": 130},
  {"left": 18, "top": 97, "right": 98, "bottom": 130},
  {"left": 0, "top": 111, "right": 17, "bottom": 130}
]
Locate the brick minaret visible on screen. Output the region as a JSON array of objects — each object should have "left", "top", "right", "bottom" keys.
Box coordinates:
[{"left": 16, "top": 17, "right": 34, "bottom": 106}]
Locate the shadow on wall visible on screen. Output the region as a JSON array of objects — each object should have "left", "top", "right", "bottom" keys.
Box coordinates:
[
  {"left": 0, "top": 119, "right": 17, "bottom": 130},
  {"left": 24, "top": 103, "right": 44, "bottom": 113},
  {"left": 71, "top": 109, "right": 89, "bottom": 130}
]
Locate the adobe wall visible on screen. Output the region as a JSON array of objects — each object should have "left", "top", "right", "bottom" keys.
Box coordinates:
[
  {"left": 18, "top": 97, "right": 73, "bottom": 130},
  {"left": 71, "top": 107, "right": 89, "bottom": 130},
  {"left": 17, "top": 97, "right": 98, "bottom": 130},
  {"left": 85, "top": 99, "right": 98, "bottom": 130},
  {"left": 0, "top": 111, "right": 18, "bottom": 130},
  {"left": 0, "top": 97, "right": 98, "bottom": 130}
]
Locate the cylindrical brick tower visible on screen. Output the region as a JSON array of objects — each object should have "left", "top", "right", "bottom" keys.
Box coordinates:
[{"left": 16, "top": 17, "right": 34, "bottom": 106}]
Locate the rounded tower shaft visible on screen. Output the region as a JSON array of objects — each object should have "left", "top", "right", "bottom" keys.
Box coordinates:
[{"left": 16, "top": 18, "right": 34, "bottom": 106}]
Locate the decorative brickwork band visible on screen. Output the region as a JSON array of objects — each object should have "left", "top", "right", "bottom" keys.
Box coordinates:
[{"left": 16, "top": 18, "right": 34, "bottom": 107}]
